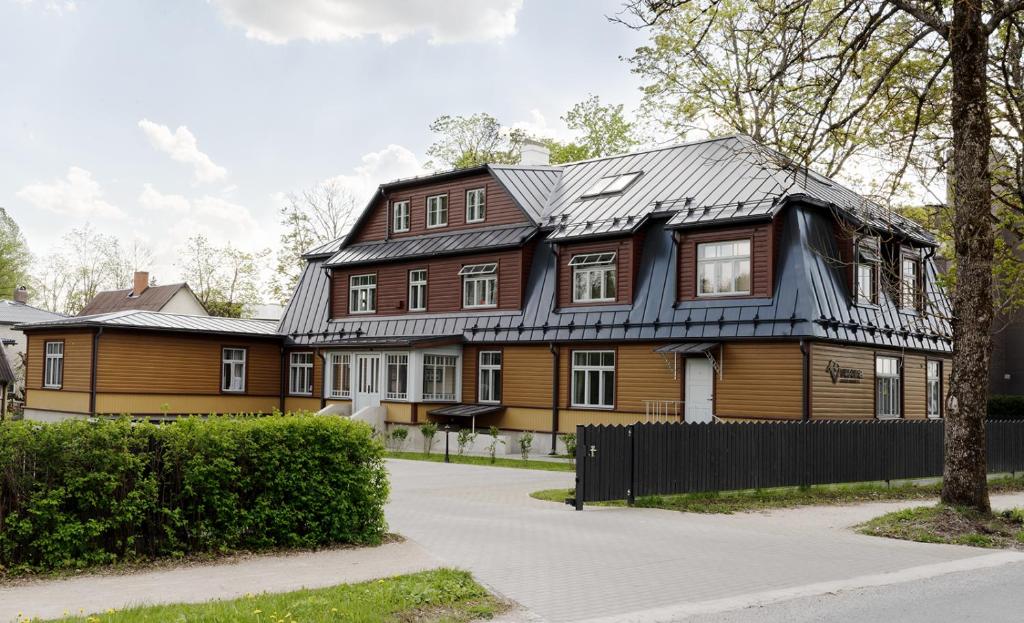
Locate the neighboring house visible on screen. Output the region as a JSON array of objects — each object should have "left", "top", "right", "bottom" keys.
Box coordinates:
[
  {"left": 248, "top": 303, "right": 286, "bottom": 322},
  {"left": 0, "top": 286, "right": 66, "bottom": 398},
  {"left": 19, "top": 135, "right": 953, "bottom": 450},
  {"left": 78, "top": 271, "right": 207, "bottom": 317}
]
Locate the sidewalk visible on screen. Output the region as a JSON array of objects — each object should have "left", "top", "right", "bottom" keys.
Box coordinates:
[{"left": 0, "top": 540, "right": 440, "bottom": 622}]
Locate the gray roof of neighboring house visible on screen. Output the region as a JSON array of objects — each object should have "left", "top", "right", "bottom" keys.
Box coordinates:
[
  {"left": 0, "top": 349, "right": 15, "bottom": 385},
  {"left": 78, "top": 283, "right": 202, "bottom": 316},
  {"left": 0, "top": 301, "right": 65, "bottom": 325},
  {"left": 17, "top": 310, "right": 280, "bottom": 338},
  {"left": 324, "top": 224, "right": 537, "bottom": 267}
]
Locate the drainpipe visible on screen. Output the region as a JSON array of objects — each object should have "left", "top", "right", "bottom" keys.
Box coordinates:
[
  {"left": 549, "top": 342, "right": 560, "bottom": 455},
  {"left": 89, "top": 327, "right": 103, "bottom": 416},
  {"left": 279, "top": 346, "right": 287, "bottom": 414},
  {"left": 317, "top": 349, "right": 327, "bottom": 410},
  {"left": 799, "top": 339, "right": 810, "bottom": 421}
]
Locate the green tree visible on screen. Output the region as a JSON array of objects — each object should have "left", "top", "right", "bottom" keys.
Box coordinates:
[
  {"left": 545, "top": 95, "right": 642, "bottom": 164},
  {"left": 0, "top": 208, "right": 32, "bottom": 299},
  {"left": 178, "top": 235, "right": 268, "bottom": 318},
  {"left": 425, "top": 113, "right": 526, "bottom": 169}
]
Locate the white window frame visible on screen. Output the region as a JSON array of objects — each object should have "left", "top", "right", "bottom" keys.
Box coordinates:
[
  {"left": 43, "top": 341, "right": 64, "bottom": 389},
  {"left": 697, "top": 239, "right": 751, "bottom": 297},
  {"left": 466, "top": 188, "right": 486, "bottom": 223},
  {"left": 571, "top": 350, "right": 615, "bottom": 409},
  {"left": 901, "top": 254, "right": 920, "bottom": 310},
  {"left": 581, "top": 172, "right": 642, "bottom": 197},
  {"left": 422, "top": 354, "right": 458, "bottom": 402},
  {"left": 426, "top": 194, "right": 448, "bottom": 228},
  {"left": 478, "top": 351, "right": 502, "bottom": 404},
  {"left": 460, "top": 263, "right": 498, "bottom": 309},
  {"left": 221, "top": 347, "right": 246, "bottom": 393},
  {"left": 289, "top": 352, "right": 314, "bottom": 396},
  {"left": 392, "top": 200, "right": 410, "bottom": 233},
  {"left": 328, "top": 353, "right": 351, "bottom": 399},
  {"left": 927, "top": 360, "right": 942, "bottom": 419},
  {"left": 876, "top": 356, "right": 901, "bottom": 419},
  {"left": 349, "top": 274, "right": 377, "bottom": 314},
  {"left": 408, "top": 269, "right": 427, "bottom": 312},
  {"left": 855, "top": 239, "right": 880, "bottom": 306},
  {"left": 571, "top": 253, "right": 617, "bottom": 303},
  {"left": 385, "top": 353, "right": 409, "bottom": 400}
]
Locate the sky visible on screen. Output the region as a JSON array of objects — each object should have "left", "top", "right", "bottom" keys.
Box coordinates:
[{"left": 0, "top": 0, "right": 649, "bottom": 289}]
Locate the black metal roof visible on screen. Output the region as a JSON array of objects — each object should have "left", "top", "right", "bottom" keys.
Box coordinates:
[
  {"left": 324, "top": 224, "right": 537, "bottom": 267},
  {"left": 428, "top": 404, "right": 504, "bottom": 418}
]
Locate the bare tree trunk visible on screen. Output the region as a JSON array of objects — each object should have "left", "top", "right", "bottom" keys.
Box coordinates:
[{"left": 943, "top": 0, "right": 994, "bottom": 513}]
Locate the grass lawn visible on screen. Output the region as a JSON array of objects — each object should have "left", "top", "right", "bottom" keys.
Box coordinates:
[
  {"left": 859, "top": 505, "right": 1024, "bottom": 549},
  {"left": 42, "top": 569, "right": 504, "bottom": 623},
  {"left": 385, "top": 451, "right": 573, "bottom": 472},
  {"left": 531, "top": 475, "right": 1024, "bottom": 513}
]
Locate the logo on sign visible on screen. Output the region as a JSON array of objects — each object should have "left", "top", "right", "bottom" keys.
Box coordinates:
[{"left": 826, "top": 360, "right": 863, "bottom": 384}]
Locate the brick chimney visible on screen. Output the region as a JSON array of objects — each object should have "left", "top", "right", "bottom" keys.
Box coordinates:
[
  {"left": 132, "top": 271, "right": 150, "bottom": 297},
  {"left": 12, "top": 286, "right": 27, "bottom": 304}
]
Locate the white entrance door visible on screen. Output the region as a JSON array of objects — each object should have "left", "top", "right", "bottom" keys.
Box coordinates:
[
  {"left": 684, "top": 357, "right": 714, "bottom": 423},
  {"left": 354, "top": 354, "right": 381, "bottom": 412}
]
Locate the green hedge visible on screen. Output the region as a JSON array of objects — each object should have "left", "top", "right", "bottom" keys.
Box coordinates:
[
  {"left": 990, "top": 395, "right": 1024, "bottom": 420},
  {"left": 0, "top": 415, "right": 389, "bottom": 575}
]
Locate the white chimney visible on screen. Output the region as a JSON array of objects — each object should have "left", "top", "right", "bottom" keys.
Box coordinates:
[
  {"left": 132, "top": 271, "right": 150, "bottom": 297},
  {"left": 12, "top": 286, "right": 27, "bottom": 304},
  {"left": 520, "top": 139, "right": 550, "bottom": 166}
]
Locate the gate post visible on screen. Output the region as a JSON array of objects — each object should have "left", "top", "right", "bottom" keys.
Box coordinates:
[
  {"left": 628, "top": 423, "right": 637, "bottom": 506},
  {"left": 574, "top": 425, "right": 585, "bottom": 511}
]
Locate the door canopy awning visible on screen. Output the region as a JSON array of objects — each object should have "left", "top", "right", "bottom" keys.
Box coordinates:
[
  {"left": 428, "top": 404, "right": 504, "bottom": 418},
  {"left": 654, "top": 342, "right": 719, "bottom": 355}
]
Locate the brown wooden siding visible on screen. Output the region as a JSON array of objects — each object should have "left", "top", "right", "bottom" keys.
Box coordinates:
[
  {"left": 715, "top": 342, "right": 803, "bottom": 419},
  {"left": 352, "top": 172, "right": 531, "bottom": 242},
  {"left": 557, "top": 236, "right": 638, "bottom": 308},
  {"left": 96, "top": 331, "right": 281, "bottom": 396},
  {"left": 25, "top": 330, "right": 94, "bottom": 392},
  {"left": 331, "top": 247, "right": 529, "bottom": 317},
  {"left": 677, "top": 222, "right": 774, "bottom": 301}
]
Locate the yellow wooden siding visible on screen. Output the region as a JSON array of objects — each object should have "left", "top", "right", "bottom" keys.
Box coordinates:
[
  {"left": 95, "top": 393, "right": 280, "bottom": 415},
  {"left": 383, "top": 401, "right": 413, "bottom": 423},
  {"left": 25, "top": 331, "right": 93, "bottom": 392},
  {"left": 501, "top": 407, "right": 551, "bottom": 431},
  {"left": 616, "top": 344, "right": 680, "bottom": 413},
  {"left": 558, "top": 409, "right": 649, "bottom": 432},
  {"left": 26, "top": 389, "right": 91, "bottom": 414},
  {"left": 284, "top": 397, "right": 321, "bottom": 413},
  {"left": 716, "top": 342, "right": 803, "bottom": 419},
  {"left": 904, "top": 354, "right": 927, "bottom": 419},
  {"left": 810, "top": 343, "right": 877, "bottom": 420},
  {"left": 502, "top": 346, "right": 553, "bottom": 408}
]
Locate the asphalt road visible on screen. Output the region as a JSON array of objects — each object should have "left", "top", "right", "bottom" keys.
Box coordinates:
[{"left": 689, "top": 561, "right": 1024, "bottom": 623}]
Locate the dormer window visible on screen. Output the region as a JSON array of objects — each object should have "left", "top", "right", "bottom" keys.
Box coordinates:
[
  {"left": 582, "top": 172, "right": 642, "bottom": 197},
  {"left": 459, "top": 262, "right": 497, "bottom": 308},
  {"left": 697, "top": 240, "right": 751, "bottom": 296},
  {"left": 570, "top": 252, "right": 617, "bottom": 303},
  {"left": 392, "top": 200, "right": 410, "bottom": 233},
  {"left": 901, "top": 251, "right": 921, "bottom": 311},
  {"left": 855, "top": 237, "right": 880, "bottom": 305},
  {"left": 466, "top": 188, "right": 486, "bottom": 223},
  {"left": 427, "top": 194, "right": 448, "bottom": 228}
]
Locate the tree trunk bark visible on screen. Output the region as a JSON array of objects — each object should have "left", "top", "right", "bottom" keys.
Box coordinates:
[{"left": 942, "top": 0, "right": 994, "bottom": 513}]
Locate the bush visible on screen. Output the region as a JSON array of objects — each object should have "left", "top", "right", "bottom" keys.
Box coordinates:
[
  {"left": 562, "top": 432, "right": 577, "bottom": 464},
  {"left": 989, "top": 395, "right": 1024, "bottom": 419},
  {"left": 419, "top": 422, "right": 438, "bottom": 455},
  {"left": 389, "top": 426, "right": 409, "bottom": 451},
  {"left": 456, "top": 429, "right": 477, "bottom": 455},
  {"left": 0, "top": 415, "right": 389, "bottom": 575},
  {"left": 518, "top": 431, "right": 534, "bottom": 461},
  {"left": 486, "top": 426, "right": 504, "bottom": 464}
]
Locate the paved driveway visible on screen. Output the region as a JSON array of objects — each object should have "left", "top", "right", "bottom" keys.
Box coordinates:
[{"left": 385, "top": 458, "right": 1024, "bottom": 622}]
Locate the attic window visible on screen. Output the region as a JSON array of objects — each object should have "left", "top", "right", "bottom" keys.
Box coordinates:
[
  {"left": 458, "top": 263, "right": 497, "bottom": 276},
  {"left": 582, "top": 172, "right": 642, "bottom": 197},
  {"left": 568, "top": 252, "right": 616, "bottom": 267}
]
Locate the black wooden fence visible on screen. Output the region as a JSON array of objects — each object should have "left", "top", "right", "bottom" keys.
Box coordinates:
[{"left": 573, "top": 420, "right": 1024, "bottom": 509}]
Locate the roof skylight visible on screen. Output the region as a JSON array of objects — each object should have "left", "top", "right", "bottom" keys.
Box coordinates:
[{"left": 582, "top": 172, "right": 642, "bottom": 197}]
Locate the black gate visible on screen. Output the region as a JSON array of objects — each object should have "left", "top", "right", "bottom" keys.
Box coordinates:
[{"left": 573, "top": 420, "right": 1024, "bottom": 509}]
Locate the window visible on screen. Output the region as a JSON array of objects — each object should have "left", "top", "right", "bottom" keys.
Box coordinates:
[
  {"left": 479, "top": 351, "right": 502, "bottom": 403},
  {"left": 392, "top": 200, "right": 410, "bottom": 233},
  {"left": 221, "top": 347, "right": 246, "bottom": 393},
  {"left": 927, "top": 360, "right": 942, "bottom": 419},
  {"left": 386, "top": 354, "right": 409, "bottom": 400},
  {"left": 876, "top": 356, "right": 901, "bottom": 419},
  {"left": 901, "top": 254, "right": 920, "bottom": 310},
  {"left": 423, "top": 354, "right": 457, "bottom": 401},
  {"left": 855, "top": 239, "right": 880, "bottom": 305},
  {"left": 289, "top": 352, "right": 314, "bottom": 396},
  {"left": 466, "top": 188, "right": 486, "bottom": 223},
  {"left": 408, "top": 269, "right": 427, "bottom": 312},
  {"left": 460, "top": 263, "right": 497, "bottom": 308},
  {"left": 582, "top": 172, "right": 642, "bottom": 197},
  {"left": 43, "top": 341, "right": 63, "bottom": 389},
  {"left": 349, "top": 274, "right": 377, "bottom": 313},
  {"left": 697, "top": 240, "right": 751, "bottom": 296},
  {"left": 328, "top": 353, "right": 351, "bottom": 398},
  {"left": 427, "top": 194, "right": 448, "bottom": 228},
  {"left": 571, "top": 351, "right": 615, "bottom": 408},
  {"left": 571, "top": 252, "right": 617, "bottom": 302}
]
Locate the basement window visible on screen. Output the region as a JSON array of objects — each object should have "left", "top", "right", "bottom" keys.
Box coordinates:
[{"left": 582, "top": 172, "right": 642, "bottom": 198}]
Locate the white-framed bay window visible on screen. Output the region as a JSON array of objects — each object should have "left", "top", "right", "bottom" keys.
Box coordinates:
[
  {"left": 927, "top": 360, "right": 942, "bottom": 419},
  {"left": 427, "top": 194, "right": 448, "bottom": 228},
  {"left": 328, "top": 353, "right": 351, "bottom": 399},
  {"left": 386, "top": 353, "right": 409, "bottom": 400},
  {"left": 43, "top": 340, "right": 64, "bottom": 389},
  {"left": 697, "top": 239, "right": 751, "bottom": 296},
  {"left": 349, "top": 274, "right": 377, "bottom": 313},
  {"left": 876, "top": 355, "right": 901, "bottom": 419},
  {"left": 423, "top": 354, "right": 457, "bottom": 401},
  {"left": 466, "top": 188, "right": 486, "bottom": 223},
  {"left": 392, "top": 200, "right": 410, "bottom": 233},
  {"left": 409, "top": 269, "right": 427, "bottom": 312},
  {"left": 289, "top": 352, "right": 314, "bottom": 396},
  {"left": 479, "top": 351, "right": 502, "bottom": 403},
  {"left": 460, "top": 263, "right": 497, "bottom": 308},
  {"left": 571, "top": 350, "right": 615, "bottom": 409},
  {"left": 221, "top": 347, "right": 246, "bottom": 393},
  {"left": 570, "top": 252, "right": 617, "bottom": 303}
]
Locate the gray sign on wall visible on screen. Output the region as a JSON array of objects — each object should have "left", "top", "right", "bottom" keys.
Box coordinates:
[{"left": 826, "top": 360, "right": 864, "bottom": 384}]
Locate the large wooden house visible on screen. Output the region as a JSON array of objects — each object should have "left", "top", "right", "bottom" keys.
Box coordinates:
[{"left": 20, "top": 135, "right": 952, "bottom": 450}]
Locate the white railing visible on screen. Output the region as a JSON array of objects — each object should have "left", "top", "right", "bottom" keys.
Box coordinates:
[
  {"left": 423, "top": 393, "right": 456, "bottom": 402},
  {"left": 643, "top": 400, "right": 684, "bottom": 422}
]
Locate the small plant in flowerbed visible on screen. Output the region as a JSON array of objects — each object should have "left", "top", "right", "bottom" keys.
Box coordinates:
[
  {"left": 420, "top": 422, "right": 438, "bottom": 455},
  {"left": 486, "top": 426, "right": 505, "bottom": 464},
  {"left": 859, "top": 505, "right": 1024, "bottom": 549},
  {"left": 562, "top": 432, "right": 577, "bottom": 465},
  {"left": 456, "top": 428, "right": 477, "bottom": 455},
  {"left": 519, "top": 431, "right": 534, "bottom": 461},
  {"left": 388, "top": 426, "right": 409, "bottom": 451}
]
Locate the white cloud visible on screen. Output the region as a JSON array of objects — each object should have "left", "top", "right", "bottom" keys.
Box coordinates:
[
  {"left": 211, "top": 0, "right": 522, "bottom": 45},
  {"left": 324, "top": 144, "right": 424, "bottom": 204},
  {"left": 138, "top": 119, "right": 227, "bottom": 183},
  {"left": 139, "top": 184, "right": 190, "bottom": 213},
  {"left": 16, "top": 166, "right": 123, "bottom": 219},
  {"left": 510, "top": 108, "right": 574, "bottom": 142},
  {"left": 137, "top": 184, "right": 266, "bottom": 250},
  {"left": 13, "top": 0, "right": 77, "bottom": 15}
]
